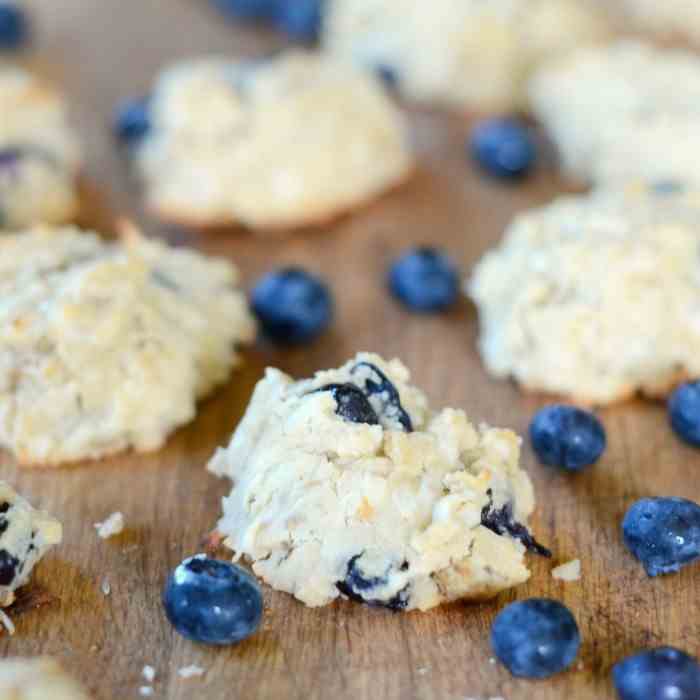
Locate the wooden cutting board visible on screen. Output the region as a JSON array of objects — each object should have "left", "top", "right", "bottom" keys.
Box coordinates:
[{"left": 2, "top": 2, "right": 699, "bottom": 699}]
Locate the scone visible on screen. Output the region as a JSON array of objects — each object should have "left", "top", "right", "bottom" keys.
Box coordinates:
[
  {"left": 0, "top": 482, "right": 62, "bottom": 607},
  {"left": 322, "top": 0, "right": 610, "bottom": 113},
  {"left": 0, "top": 658, "right": 90, "bottom": 699},
  {"left": 1, "top": 67, "right": 81, "bottom": 230},
  {"left": 467, "top": 189, "right": 700, "bottom": 405},
  {"left": 620, "top": 0, "right": 700, "bottom": 44},
  {"left": 209, "top": 353, "right": 549, "bottom": 611},
  {"left": 133, "top": 51, "right": 413, "bottom": 231},
  {"left": 0, "top": 226, "right": 255, "bottom": 466},
  {"left": 530, "top": 41, "right": 700, "bottom": 189}
]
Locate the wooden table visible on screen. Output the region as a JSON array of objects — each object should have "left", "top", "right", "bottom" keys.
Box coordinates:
[{"left": 2, "top": 2, "right": 699, "bottom": 698}]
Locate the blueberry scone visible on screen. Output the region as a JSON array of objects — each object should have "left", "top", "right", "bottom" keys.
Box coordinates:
[
  {"left": 0, "top": 482, "right": 62, "bottom": 607},
  {"left": 322, "top": 0, "right": 610, "bottom": 113},
  {"left": 1, "top": 67, "right": 81, "bottom": 230},
  {"left": 467, "top": 189, "right": 700, "bottom": 405},
  {"left": 530, "top": 41, "right": 700, "bottom": 189},
  {"left": 0, "top": 658, "right": 91, "bottom": 699},
  {"left": 133, "top": 51, "right": 413, "bottom": 231},
  {"left": 209, "top": 353, "right": 549, "bottom": 611},
  {"left": 0, "top": 226, "right": 255, "bottom": 466},
  {"left": 620, "top": 0, "right": 700, "bottom": 44}
]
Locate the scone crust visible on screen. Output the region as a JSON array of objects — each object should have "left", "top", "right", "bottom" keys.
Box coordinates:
[
  {"left": 467, "top": 189, "right": 700, "bottom": 405},
  {"left": 0, "top": 67, "right": 81, "bottom": 230},
  {"left": 135, "top": 51, "right": 414, "bottom": 231},
  {"left": 210, "top": 353, "right": 542, "bottom": 611},
  {"left": 323, "top": 0, "right": 610, "bottom": 112},
  {"left": 0, "top": 227, "right": 255, "bottom": 466},
  {"left": 0, "top": 658, "right": 91, "bottom": 700}
]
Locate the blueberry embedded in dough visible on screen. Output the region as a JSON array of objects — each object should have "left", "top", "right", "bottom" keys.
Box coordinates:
[
  {"left": 210, "top": 352, "right": 545, "bottom": 611},
  {"left": 0, "top": 482, "right": 62, "bottom": 608},
  {"left": 316, "top": 384, "right": 380, "bottom": 426}
]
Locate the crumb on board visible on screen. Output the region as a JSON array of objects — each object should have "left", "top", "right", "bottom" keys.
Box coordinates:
[
  {"left": 0, "top": 609, "right": 15, "bottom": 635},
  {"left": 178, "top": 665, "right": 206, "bottom": 679},
  {"left": 142, "top": 666, "right": 156, "bottom": 683},
  {"left": 95, "top": 512, "right": 125, "bottom": 539},
  {"left": 551, "top": 559, "right": 582, "bottom": 582},
  {"left": 101, "top": 579, "right": 111, "bottom": 596},
  {"left": 139, "top": 686, "right": 154, "bottom": 697},
  {"left": 417, "top": 667, "right": 430, "bottom": 675}
]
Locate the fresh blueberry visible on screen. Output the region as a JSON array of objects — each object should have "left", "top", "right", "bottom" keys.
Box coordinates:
[
  {"left": 163, "top": 555, "right": 263, "bottom": 645},
  {"left": 0, "top": 550, "right": 19, "bottom": 586},
  {"left": 274, "top": 0, "right": 323, "bottom": 42},
  {"left": 351, "top": 362, "right": 413, "bottom": 432},
  {"left": 530, "top": 405, "right": 606, "bottom": 472},
  {"left": 375, "top": 64, "right": 399, "bottom": 89},
  {"left": 388, "top": 247, "right": 459, "bottom": 313},
  {"left": 317, "top": 384, "right": 379, "bottom": 426},
  {"left": 622, "top": 497, "right": 700, "bottom": 577},
  {"left": 336, "top": 554, "right": 409, "bottom": 611},
  {"left": 470, "top": 118, "right": 536, "bottom": 179},
  {"left": 251, "top": 267, "right": 333, "bottom": 345},
  {"left": 0, "top": 3, "right": 29, "bottom": 50},
  {"left": 669, "top": 381, "right": 700, "bottom": 448},
  {"left": 491, "top": 598, "right": 581, "bottom": 679},
  {"left": 481, "top": 490, "right": 551, "bottom": 557},
  {"left": 211, "top": 0, "right": 278, "bottom": 20},
  {"left": 613, "top": 647, "right": 700, "bottom": 700},
  {"left": 114, "top": 96, "right": 151, "bottom": 146}
]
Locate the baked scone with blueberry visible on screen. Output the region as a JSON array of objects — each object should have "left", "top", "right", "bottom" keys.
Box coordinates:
[
  {"left": 0, "top": 658, "right": 91, "bottom": 699},
  {"left": 530, "top": 41, "right": 700, "bottom": 189},
  {"left": 467, "top": 189, "right": 700, "bottom": 405},
  {"left": 209, "top": 353, "right": 549, "bottom": 611},
  {"left": 0, "top": 482, "right": 62, "bottom": 607},
  {"left": 1, "top": 66, "right": 81, "bottom": 230},
  {"left": 322, "top": 0, "right": 610, "bottom": 113},
  {"left": 0, "top": 226, "right": 255, "bottom": 466},
  {"left": 132, "top": 51, "right": 413, "bottom": 231},
  {"left": 620, "top": 0, "right": 700, "bottom": 44}
]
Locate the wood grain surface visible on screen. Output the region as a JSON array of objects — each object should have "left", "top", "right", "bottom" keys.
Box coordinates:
[{"left": 2, "top": 2, "right": 699, "bottom": 699}]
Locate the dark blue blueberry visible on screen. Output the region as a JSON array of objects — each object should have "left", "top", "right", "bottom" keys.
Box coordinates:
[
  {"left": 317, "top": 383, "right": 379, "bottom": 426},
  {"left": 375, "top": 64, "right": 399, "bottom": 89},
  {"left": 0, "top": 3, "right": 29, "bottom": 50},
  {"left": 211, "top": 0, "right": 278, "bottom": 21},
  {"left": 336, "top": 554, "right": 409, "bottom": 610},
  {"left": 481, "top": 490, "right": 551, "bottom": 557},
  {"left": 113, "top": 96, "right": 151, "bottom": 146},
  {"left": 530, "top": 405, "right": 606, "bottom": 472},
  {"left": 669, "top": 381, "right": 700, "bottom": 448},
  {"left": 470, "top": 118, "right": 536, "bottom": 179},
  {"left": 0, "top": 146, "right": 22, "bottom": 169},
  {"left": 622, "top": 497, "right": 700, "bottom": 577},
  {"left": 274, "top": 0, "right": 323, "bottom": 42},
  {"left": 388, "top": 247, "right": 459, "bottom": 313},
  {"left": 613, "top": 647, "right": 700, "bottom": 700},
  {"left": 351, "top": 361, "right": 413, "bottom": 432},
  {"left": 0, "top": 550, "right": 19, "bottom": 586},
  {"left": 163, "top": 555, "right": 263, "bottom": 645},
  {"left": 251, "top": 267, "right": 333, "bottom": 345},
  {"left": 491, "top": 599, "right": 581, "bottom": 679}
]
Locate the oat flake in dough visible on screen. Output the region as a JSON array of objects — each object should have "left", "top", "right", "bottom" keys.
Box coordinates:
[
  {"left": 467, "top": 189, "right": 700, "bottom": 405},
  {"left": 135, "top": 50, "right": 413, "bottom": 231},
  {"left": 0, "top": 66, "right": 81, "bottom": 230},
  {"left": 210, "top": 353, "right": 548, "bottom": 611},
  {"left": 323, "top": 0, "right": 610, "bottom": 113},
  {"left": 0, "top": 226, "right": 255, "bottom": 466}
]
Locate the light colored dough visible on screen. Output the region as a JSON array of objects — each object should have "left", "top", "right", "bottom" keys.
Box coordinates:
[
  {"left": 0, "top": 658, "right": 91, "bottom": 700},
  {"left": 0, "top": 67, "right": 81, "bottom": 230},
  {"left": 620, "top": 0, "right": 700, "bottom": 43},
  {"left": 322, "top": 0, "right": 610, "bottom": 112},
  {"left": 0, "top": 226, "right": 255, "bottom": 466},
  {"left": 530, "top": 40, "right": 700, "bottom": 188},
  {"left": 210, "top": 353, "right": 545, "bottom": 611},
  {"left": 0, "top": 482, "right": 62, "bottom": 607},
  {"left": 135, "top": 51, "right": 413, "bottom": 231},
  {"left": 467, "top": 189, "right": 700, "bottom": 405}
]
